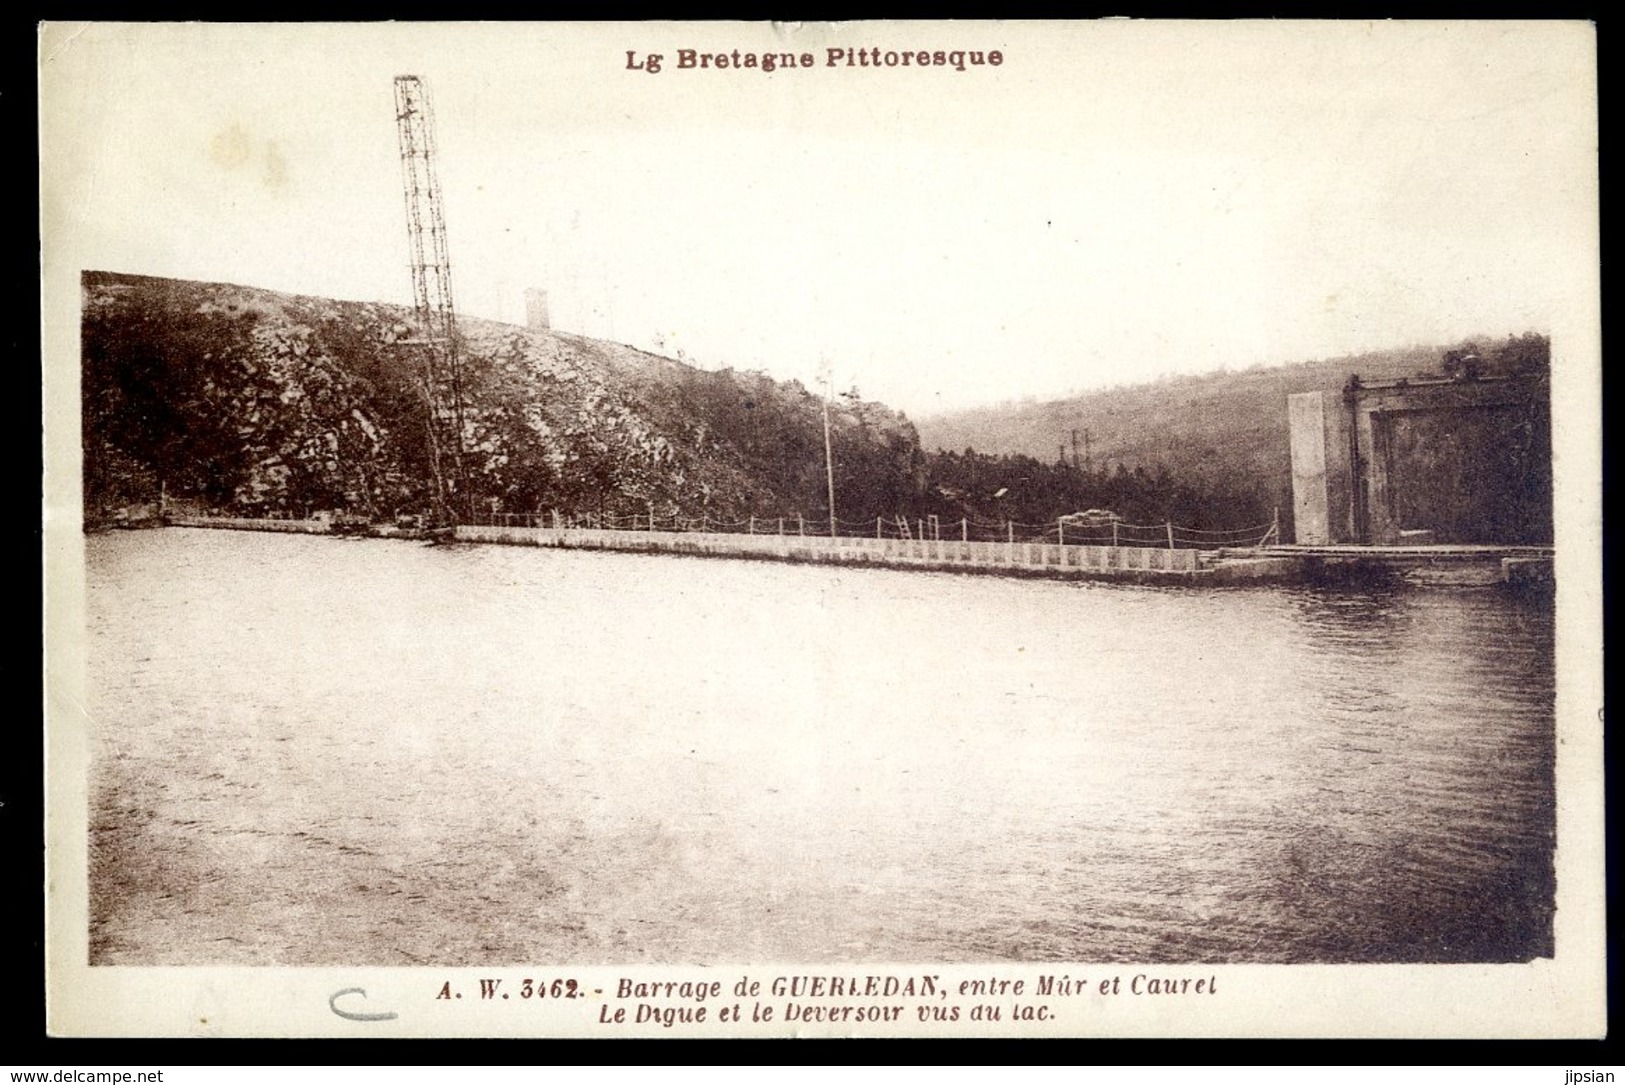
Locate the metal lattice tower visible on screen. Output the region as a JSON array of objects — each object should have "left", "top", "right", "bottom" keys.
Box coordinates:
[{"left": 394, "top": 74, "right": 468, "bottom": 523}]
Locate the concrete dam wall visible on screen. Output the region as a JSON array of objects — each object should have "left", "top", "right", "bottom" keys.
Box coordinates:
[
  {"left": 168, "top": 515, "right": 332, "bottom": 535},
  {"left": 454, "top": 524, "right": 1205, "bottom": 579}
]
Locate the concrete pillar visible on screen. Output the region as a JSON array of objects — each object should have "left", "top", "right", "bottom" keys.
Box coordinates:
[{"left": 1288, "top": 391, "right": 1353, "bottom": 544}]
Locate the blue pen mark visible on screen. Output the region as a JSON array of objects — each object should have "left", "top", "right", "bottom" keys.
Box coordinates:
[{"left": 330, "top": 987, "right": 398, "bottom": 1022}]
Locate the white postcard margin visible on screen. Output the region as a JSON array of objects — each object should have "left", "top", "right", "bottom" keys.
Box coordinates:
[{"left": 39, "top": 20, "right": 1605, "bottom": 1039}]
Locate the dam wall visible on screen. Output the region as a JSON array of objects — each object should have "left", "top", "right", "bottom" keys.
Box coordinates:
[
  {"left": 454, "top": 524, "right": 1204, "bottom": 579},
  {"left": 169, "top": 515, "right": 332, "bottom": 535}
]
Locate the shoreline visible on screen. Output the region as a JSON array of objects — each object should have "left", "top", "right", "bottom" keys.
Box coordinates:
[{"left": 140, "top": 517, "right": 1550, "bottom": 591}]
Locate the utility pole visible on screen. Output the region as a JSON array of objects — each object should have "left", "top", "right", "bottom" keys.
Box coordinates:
[
  {"left": 394, "top": 74, "right": 469, "bottom": 526},
  {"left": 821, "top": 368, "right": 838, "bottom": 538}
]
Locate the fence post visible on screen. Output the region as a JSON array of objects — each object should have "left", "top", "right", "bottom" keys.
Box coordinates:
[
  {"left": 1058, "top": 517, "right": 1065, "bottom": 546},
  {"left": 1167, "top": 521, "right": 1175, "bottom": 549},
  {"left": 1112, "top": 520, "right": 1119, "bottom": 548},
  {"left": 1271, "top": 505, "right": 1280, "bottom": 546},
  {"left": 876, "top": 517, "right": 882, "bottom": 540},
  {"left": 749, "top": 516, "right": 755, "bottom": 535},
  {"left": 1007, "top": 519, "right": 1014, "bottom": 563},
  {"left": 799, "top": 514, "right": 804, "bottom": 537},
  {"left": 917, "top": 518, "right": 923, "bottom": 542},
  {"left": 778, "top": 517, "right": 784, "bottom": 536},
  {"left": 961, "top": 518, "right": 968, "bottom": 542}
]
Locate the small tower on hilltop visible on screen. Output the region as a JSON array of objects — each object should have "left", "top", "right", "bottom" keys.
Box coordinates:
[{"left": 525, "top": 288, "right": 551, "bottom": 332}]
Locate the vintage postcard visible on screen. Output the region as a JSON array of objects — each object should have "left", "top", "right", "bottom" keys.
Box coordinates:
[{"left": 41, "top": 21, "right": 1603, "bottom": 1037}]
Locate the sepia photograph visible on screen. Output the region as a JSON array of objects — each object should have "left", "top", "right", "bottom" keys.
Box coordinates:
[{"left": 41, "top": 20, "right": 1603, "bottom": 1037}]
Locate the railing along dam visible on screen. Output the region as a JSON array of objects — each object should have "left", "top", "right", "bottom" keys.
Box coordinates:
[{"left": 454, "top": 523, "right": 1202, "bottom": 577}]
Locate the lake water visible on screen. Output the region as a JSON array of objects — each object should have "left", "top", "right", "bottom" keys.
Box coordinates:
[{"left": 84, "top": 528, "right": 1555, "bottom": 965}]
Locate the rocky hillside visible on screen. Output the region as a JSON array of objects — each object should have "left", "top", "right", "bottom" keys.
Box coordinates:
[{"left": 81, "top": 272, "right": 926, "bottom": 525}]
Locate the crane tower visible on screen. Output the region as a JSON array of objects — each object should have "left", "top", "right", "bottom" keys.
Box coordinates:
[{"left": 393, "top": 74, "right": 469, "bottom": 523}]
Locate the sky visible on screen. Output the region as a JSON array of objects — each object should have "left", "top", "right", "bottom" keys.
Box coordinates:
[{"left": 40, "top": 21, "right": 1599, "bottom": 417}]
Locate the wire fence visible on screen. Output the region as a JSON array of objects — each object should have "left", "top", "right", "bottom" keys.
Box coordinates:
[{"left": 466, "top": 509, "right": 1281, "bottom": 549}]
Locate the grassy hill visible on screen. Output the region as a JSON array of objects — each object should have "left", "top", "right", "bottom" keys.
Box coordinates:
[{"left": 914, "top": 335, "right": 1551, "bottom": 537}]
